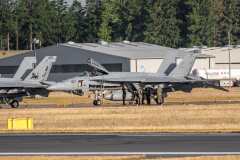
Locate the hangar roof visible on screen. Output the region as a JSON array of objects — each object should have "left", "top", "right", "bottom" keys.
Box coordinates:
[{"left": 61, "top": 42, "right": 214, "bottom": 59}]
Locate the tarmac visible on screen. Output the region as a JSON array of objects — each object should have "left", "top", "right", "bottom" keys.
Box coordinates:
[
  {"left": 0, "top": 133, "right": 240, "bottom": 157},
  {"left": 1, "top": 101, "right": 240, "bottom": 109}
]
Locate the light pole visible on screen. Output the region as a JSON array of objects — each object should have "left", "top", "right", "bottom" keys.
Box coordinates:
[
  {"left": 228, "top": 28, "right": 232, "bottom": 87},
  {"left": 30, "top": 38, "right": 39, "bottom": 68}
]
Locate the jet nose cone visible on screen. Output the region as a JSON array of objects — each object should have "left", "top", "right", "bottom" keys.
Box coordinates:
[{"left": 47, "top": 83, "right": 64, "bottom": 91}]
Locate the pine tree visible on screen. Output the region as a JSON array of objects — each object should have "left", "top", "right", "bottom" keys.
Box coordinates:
[
  {"left": 69, "top": 0, "right": 85, "bottom": 43},
  {"left": 98, "top": 0, "right": 120, "bottom": 42},
  {"left": 122, "top": 0, "right": 143, "bottom": 41},
  {"left": 144, "top": 0, "right": 181, "bottom": 48},
  {"left": 221, "top": 0, "right": 240, "bottom": 45},
  {"left": 185, "top": 0, "right": 219, "bottom": 47},
  {"left": 0, "top": 0, "right": 15, "bottom": 50},
  {"left": 83, "top": 0, "right": 102, "bottom": 43}
]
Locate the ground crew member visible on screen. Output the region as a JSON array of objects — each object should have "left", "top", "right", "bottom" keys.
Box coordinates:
[
  {"left": 122, "top": 85, "right": 127, "bottom": 105},
  {"left": 157, "top": 84, "right": 163, "bottom": 105},
  {"left": 137, "top": 88, "right": 143, "bottom": 106},
  {"left": 134, "top": 91, "right": 138, "bottom": 104},
  {"left": 143, "top": 85, "right": 153, "bottom": 105}
]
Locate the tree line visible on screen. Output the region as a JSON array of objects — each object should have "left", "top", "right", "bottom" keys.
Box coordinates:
[{"left": 0, "top": 0, "right": 240, "bottom": 51}]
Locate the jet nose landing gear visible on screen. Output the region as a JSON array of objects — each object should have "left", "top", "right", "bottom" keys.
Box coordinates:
[
  {"left": 88, "top": 91, "right": 102, "bottom": 106},
  {"left": 93, "top": 100, "right": 101, "bottom": 106}
]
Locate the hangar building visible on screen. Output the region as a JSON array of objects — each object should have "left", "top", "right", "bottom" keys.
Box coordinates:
[{"left": 0, "top": 41, "right": 214, "bottom": 82}]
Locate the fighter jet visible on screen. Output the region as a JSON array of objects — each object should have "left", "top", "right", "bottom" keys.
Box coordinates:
[
  {"left": 98, "top": 53, "right": 228, "bottom": 103},
  {"left": 46, "top": 58, "right": 124, "bottom": 105},
  {"left": 48, "top": 52, "right": 228, "bottom": 105},
  {"left": 47, "top": 52, "right": 187, "bottom": 105},
  {"left": 0, "top": 56, "right": 57, "bottom": 108}
]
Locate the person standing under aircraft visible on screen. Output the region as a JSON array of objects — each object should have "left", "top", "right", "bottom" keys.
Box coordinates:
[
  {"left": 137, "top": 88, "right": 143, "bottom": 106},
  {"left": 144, "top": 85, "right": 153, "bottom": 105},
  {"left": 157, "top": 85, "right": 163, "bottom": 105},
  {"left": 122, "top": 85, "right": 127, "bottom": 105}
]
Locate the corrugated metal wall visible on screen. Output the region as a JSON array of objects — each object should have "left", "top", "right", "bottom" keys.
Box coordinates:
[
  {"left": 130, "top": 59, "right": 163, "bottom": 73},
  {"left": 131, "top": 58, "right": 214, "bottom": 73}
]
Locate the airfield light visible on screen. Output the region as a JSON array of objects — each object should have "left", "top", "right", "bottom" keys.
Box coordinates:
[
  {"left": 228, "top": 28, "right": 232, "bottom": 87},
  {"left": 30, "top": 38, "right": 39, "bottom": 68},
  {"left": 30, "top": 38, "right": 39, "bottom": 57}
]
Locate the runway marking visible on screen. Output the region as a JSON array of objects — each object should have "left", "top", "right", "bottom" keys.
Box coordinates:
[
  {"left": 0, "top": 152, "right": 240, "bottom": 156},
  {"left": 1, "top": 133, "right": 240, "bottom": 137}
]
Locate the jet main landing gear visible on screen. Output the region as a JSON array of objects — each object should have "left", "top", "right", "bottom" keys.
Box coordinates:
[{"left": 11, "top": 100, "right": 19, "bottom": 108}]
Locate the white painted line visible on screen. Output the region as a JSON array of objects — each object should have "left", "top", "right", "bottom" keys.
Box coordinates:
[
  {"left": 1, "top": 133, "right": 240, "bottom": 137},
  {"left": 0, "top": 152, "right": 240, "bottom": 155}
]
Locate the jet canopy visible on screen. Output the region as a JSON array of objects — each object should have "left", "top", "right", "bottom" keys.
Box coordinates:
[
  {"left": 78, "top": 71, "right": 90, "bottom": 77},
  {"left": 87, "top": 58, "right": 109, "bottom": 74}
]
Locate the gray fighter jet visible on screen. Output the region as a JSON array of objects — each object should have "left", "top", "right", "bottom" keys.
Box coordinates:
[
  {"left": 47, "top": 58, "right": 124, "bottom": 105},
  {"left": 48, "top": 52, "right": 228, "bottom": 105},
  {"left": 0, "top": 56, "right": 57, "bottom": 108},
  {"left": 46, "top": 52, "right": 179, "bottom": 104}
]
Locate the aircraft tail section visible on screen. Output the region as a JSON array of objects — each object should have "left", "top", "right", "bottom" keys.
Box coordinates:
[
  {"left": 24, "top": 56, "right": 57, "bottom": 82},
  {"left": 13, "top": 57, "right": 36, "bottom": 80},
  {"left": 157, "top": 51, "right": 178, "bottom": 75},
  {"left": 168, "top": 53, "right": 197, "bottom": 77}
]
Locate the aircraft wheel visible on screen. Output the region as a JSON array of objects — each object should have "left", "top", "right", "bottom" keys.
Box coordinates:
[
  {"left": 97, "top": 100, "right": 101, "bottom": 105},
  {"left": 93, "top": 100, "right": 101, "bottom": 106},
  {"left": 11, "top": 100, "right": 19, "bottom": 108}
]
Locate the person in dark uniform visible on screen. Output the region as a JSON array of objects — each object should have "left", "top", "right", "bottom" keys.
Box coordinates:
[
  {"left": 143, "top": 85, "right": 153, "bottom": 105},
  {"left": 122, "top": 85, "right": 127, "bottom": 105}
]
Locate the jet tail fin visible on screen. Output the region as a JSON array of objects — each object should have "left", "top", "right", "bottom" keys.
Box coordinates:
[
  {"left": 13, "top": 57, "right": 36, "bottom": 80},
  {"left": 157, "top": 51, "right": 179, "bottom": 75},
  {"left": 168, "top": 53, "right": 197, "bottom": 77},
  {"left": 24, "top": 56, "right": 57, "bottom": 82}
]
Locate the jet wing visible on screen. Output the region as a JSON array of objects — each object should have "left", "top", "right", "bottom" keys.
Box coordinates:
[
  {"left": 0, "top": 82, "right": 45, "bottom": 88},
  {"left": 90, "top": 77, "right": 205, "bottom": 83},
  {"left": 142, "top": 78, "right": 206, "bottom": 83},
  {"left": 40, "top": 81, "right": 56, "bottom": 85},
  {"left": 204, "top": 82, "right": 229, "bottom": 92},
  {"left": 90, "top": 77, "right": 145, "bottom": 83}
]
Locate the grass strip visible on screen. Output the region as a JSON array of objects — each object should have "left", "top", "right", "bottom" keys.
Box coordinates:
[{"left": 1, "top": 104, "right": 240, "bottom": 133}]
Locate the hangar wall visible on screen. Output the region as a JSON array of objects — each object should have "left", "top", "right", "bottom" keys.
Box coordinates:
[
  {"left": 177, "top": 57, "right": 215, "bottom": 70},
  {"left": 0, "top": 45, "right": 131, "bottom": 82},
  {"left": 131, "top": 58, "right": 214, "bottom": 73},
  {"left": 130, "top": 59, "right": 163, "bottom": 73}
]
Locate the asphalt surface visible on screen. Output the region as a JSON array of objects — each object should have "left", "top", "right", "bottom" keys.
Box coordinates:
[
  {"left": 0, "top": 133, "right": 240, "bottom": 157},
  {"left": 1, "top": 101, "right": 240, "bottom": 109}
]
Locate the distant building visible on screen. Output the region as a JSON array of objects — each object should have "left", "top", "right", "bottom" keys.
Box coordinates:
[{"left": 0, "top": 41, "right": 214, "bottom": 82}]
